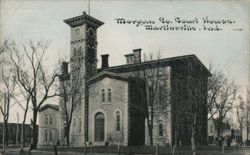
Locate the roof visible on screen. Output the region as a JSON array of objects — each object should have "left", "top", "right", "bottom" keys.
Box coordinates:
[
  {"left": 64, "top": 12, "right": 104, "bottom": 28},
  {"left": 210, "top": 119, "right": 231, "bottom": 130},
  {"left": 98, "top": 54, "right": 211, "bottom": 76},
  {"left": 38, "top": 104, "right": 59, "bottom": 112},
  {"left": 87, "top": 71, "right": 142, "bottom": 85}
]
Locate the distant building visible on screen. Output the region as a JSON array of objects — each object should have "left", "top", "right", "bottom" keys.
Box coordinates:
[
  {"left": 242, "top": 122, "right": 250, "bottom": 143},
  {"left": 38, "top": 104, "right": 59, "bottom": 146},
  {"left": 38, "top": 12, "right": 210, "bottom": 147},
  {"left": 0, "top": 122, "right": 34, "bottom": 146},
  {"left": 207, "top": 119, "right": 240, "bottom": 144}
]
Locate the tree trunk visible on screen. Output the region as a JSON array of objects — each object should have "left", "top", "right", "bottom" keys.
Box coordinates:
[
  {"left": 3, "top": 119, "right": 7, "bottom": 152},
  {"left": 148, "top": 123, "right": 153, "bottom": 146},
  {"left": 30, "top": 110, "right": 38, "bottom": 150},
  {"left": 21, "top": 100, "right": 29, "bottom": 152},
  {"left": 20, "top": 118, "right": 27, "bottom": 153},
  {"left": 217, "top": 129, "right": 221, "bottom": 140},
  {"left": 175, "top": 130, "right": 178, "bottom": 147},
  {"left": 240, "top": 123, "right": 242, "bottom": 145},
  {"left": 147, "top": 109, "right": 154, "bottom": 146},
  {"left": 247, "top": 111, "right": 249, "bottom": 141},
  {"left": 20, "top": 123, "right": 25, "bottom": 153},
  {"left": 66, "top": 125, "right": 70, "bottom": 148},
  {"left": 191, "top": 130, "right": 196, "bottom": 155},
  {"left": 148, "top": 94, "right": 154, "bottom": 146},
  {"left": 217, "top": 121, "right": 222, "bottom": 140},
  {"left": 247, "top": 125, "right": 249, "bottom": 141},
  {"left": 2, "top": 94, "right": 7, "bottom": 152}
]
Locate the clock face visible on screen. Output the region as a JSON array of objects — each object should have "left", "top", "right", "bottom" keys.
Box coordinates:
[
  {"left": 87, "top": 27, "right": 95, "bottom": 38},
  {"left": 75, "top": 28, "right": 80, "bottom": 35}
]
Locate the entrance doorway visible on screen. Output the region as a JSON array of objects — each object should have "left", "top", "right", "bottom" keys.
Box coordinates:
[{"left": 95, "top": 112, "right": 104, "bottom": 142}]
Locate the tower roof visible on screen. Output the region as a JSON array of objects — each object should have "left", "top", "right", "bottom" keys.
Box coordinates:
[{"left": 64, "top": 11, "right": 104, "bottom": 28}]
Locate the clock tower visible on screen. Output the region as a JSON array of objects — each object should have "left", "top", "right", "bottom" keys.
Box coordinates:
[
  {"left": 64, "top": 11, "right": 104, "bottom": 77},
  {"left": 64, "top": 12, "right": 104, "bottom": 144}
]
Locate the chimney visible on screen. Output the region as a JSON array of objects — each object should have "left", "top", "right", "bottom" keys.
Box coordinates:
[
  {"left": 62, "top": 61, "right": 69, "bottom": 75},
  {"left": 133, "top": 48, "right": 142, "bottom": 63},
  {"left": 101, "top": 54, "right": 109, "bottom": 69},
  {"left": 125, "top": 54, "right": 134, "bottom": 64}
]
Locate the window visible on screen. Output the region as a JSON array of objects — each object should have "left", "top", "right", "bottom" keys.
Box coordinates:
[
  {"left": 45, "top": 130, "right": 48, "bottom": 142},
  {"left": 189, "top": 63, "right": 193, "bottom": 70},
  {"left": 116, "top": 111, "right": 121, "bottom": 131},
  {"left": 79, "top": 118, "right": 82, "bottom": 133},
  {"left": 159, "top": 83, "right": 164, "bottom": 106},
  {"left": 78, "top": 46, "right": 82, "bottom": 57},
  {"left": 45, "top": 114, "right": 48, "bottom": 125},
  {"left": 101, "top": 89, "right": 105, "bottom": 102},
  {"left": 73, "top": 118, "right": 76, "bottom": 134},
  {"left": 159, "top": 123, "right": 163, "bottom": 136},
  {"left": 73, "top": 47, "right": 77, "bottom": 57},
  {"left": 49, "top": 130, "right": 53, "bottom": 142},
  {"left": 95, "top": 113, "right": 105, "bottom": 141},
  {"left": 108, "top": 88, "right": 112, "bottom": 102},
  {"left": 49, "top": 114, "right": 52, "bottom": 124}
]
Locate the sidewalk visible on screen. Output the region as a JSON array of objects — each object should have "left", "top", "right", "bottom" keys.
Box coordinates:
[{"left": 1, "top": 146, "right": 250, "bottom": 155}]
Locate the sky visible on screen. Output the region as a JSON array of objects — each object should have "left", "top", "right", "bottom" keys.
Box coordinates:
[{"left": 0, "top": 0, "right": 249, "bottom": 123}]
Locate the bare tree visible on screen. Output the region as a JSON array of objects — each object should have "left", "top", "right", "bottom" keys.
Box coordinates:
[
  {"left": 172, "top": 58, "right": 209, "bottom": 155},
  {"left": 208, "top": 65, "right": 237, "bottom": 140},
  {"left": 0, "top": 40, "right": 11, "bottom": 62},
  {"left": 0, "top": 64, "right": 17, "bottom": 152},
  {"left": 12, "top": 84, "right": 31, "bottom": 153},
  {"left": 58, "top": 59, "right": 85, "bottom": 148},
  {"left": 10, "top": 41, "right": 59, "bottom": 150},
  {"left": 237, "top": 89, "right": 250, "bottom": 145},
  {"left": 246, "top": 89, "right": 250, "bottom": 142},
  {"left": 207, "top": 64, "right": 226, "bottom": 120},
  {"left": 186, "top": 76, "right": 207, "bottom": 155},
  {"left": 236, "top": 95, "right": 245, "bottom": 144},
  {"left": 131, "top": 52, "right": 170, "bottom": 146}
]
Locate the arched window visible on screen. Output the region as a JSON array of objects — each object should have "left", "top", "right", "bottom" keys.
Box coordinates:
[
  {"left": 78, "top": 46, "right": 82, "bottom": 57},
  {"left": 49, "top": 130, "right": 53, "bottom": 142},
  {"left": 95, "top": 113, "right": 104, "bottom": 141},
  {"left": 44, "top": 114, "right": 48, "bottom": 125},
  {"left": 108, "top": 88, "right": 112, "bottom": 102},
  {"left": 79, "top": 118, "right": 82, "bottom": 133},
  {"left": 49, "top": 114, "right": 52, "bottom": 124},
  {"left": 73, "top": 118, "right": 76, "bottom": 134},
  {"left": 101, "top": 89, "right": 105, "bottom": 103},
  {"left": 159, "top": 123, "right": 163, "bottom": 136},
  {"left": 45, "top": 130, "right": 48, "bottom": 142},
  {"left": 116, "top": 111, "right": 121, "bottom": 131},
  {"left": 73, "top": 47, "right": 77, "bottom": 57}
]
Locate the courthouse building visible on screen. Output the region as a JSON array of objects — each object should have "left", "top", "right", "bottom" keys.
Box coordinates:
[{"left": 38, "top": 12, "right": 210, "bottom": 147}]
